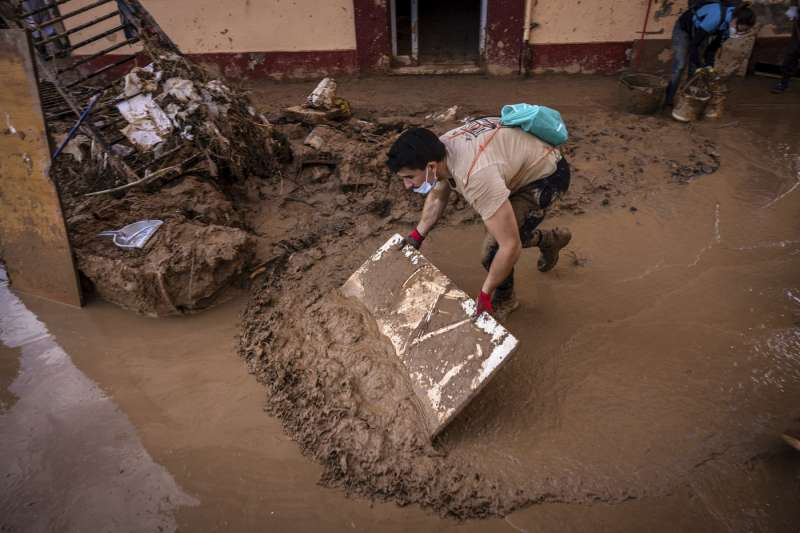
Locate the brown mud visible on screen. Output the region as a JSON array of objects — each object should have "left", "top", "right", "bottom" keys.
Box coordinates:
[
  {"left": 63, "top": 176, "right": 253, "bottom": 316},
  {"left": 236, "top": 81, "right": 768, "bottom": 518},
  {"left": 4, "top": 76, "right": 798, "bottom": 531}
]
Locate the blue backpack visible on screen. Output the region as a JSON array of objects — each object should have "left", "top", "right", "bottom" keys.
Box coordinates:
[{"left": 500, "top": 103, "right": 568, "bottom": 146}]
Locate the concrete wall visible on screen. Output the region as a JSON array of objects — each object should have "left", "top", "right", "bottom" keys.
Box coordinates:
[
  {"left": 62, "top": 0, "right": 358, "bottom": 79},
  {"left": 64, "top": 0, "right": 356, "bottom": 53},
  {"left": 526, "top": 0, "right": 795, "bottom": 74},
  {"left": 528, "top": 0, "right": 676, "bottom": 45},
  {"left": 56, "top": 0, "right": 796, "bottom": 78}
]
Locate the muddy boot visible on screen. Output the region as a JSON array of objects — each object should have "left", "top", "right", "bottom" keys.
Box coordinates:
[
  {"left": 536, "top": 227, "right": 572, "bottom": 272},
  {"left": 492, "top": 287, "right": 519, "bottom": 322}
]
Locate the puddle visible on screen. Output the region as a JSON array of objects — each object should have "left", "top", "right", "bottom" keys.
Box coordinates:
[{"left": 0, "top": 274, "right": 197, "bottom": 532}]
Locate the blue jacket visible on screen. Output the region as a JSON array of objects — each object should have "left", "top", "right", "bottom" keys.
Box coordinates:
[{"left": 693, "top": 4, "right": 735, "bottom": 34}]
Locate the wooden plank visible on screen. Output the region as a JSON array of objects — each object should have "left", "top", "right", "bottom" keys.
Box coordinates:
[
  {"left": 341, "top": 234, "right": 518, "bottom": 439},
  {"left": 0, "top": 29, "right": 82, "bottom": 307}
]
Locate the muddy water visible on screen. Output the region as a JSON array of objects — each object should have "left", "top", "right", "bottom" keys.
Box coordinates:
[{"left": 0, "top": 274, "right": 197, "bottom": 532}]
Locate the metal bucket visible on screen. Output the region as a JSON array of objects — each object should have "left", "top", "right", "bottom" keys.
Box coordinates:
[
  {"left": 671, "top": 92, "right": 710, "bottom": 122},
  {"left": 619, "top": 73, "right": 668, "bottom": 115},
  {"left": 703, "top": 87, "right": 727, "bottom": 120}
]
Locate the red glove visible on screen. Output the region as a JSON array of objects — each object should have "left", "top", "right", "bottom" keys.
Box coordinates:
[
  {"left": 406, "top": 228, "right": 425, "bottom": 250},
  {"left": 475, "top": 290, "right": 493, "bottom": 317}
]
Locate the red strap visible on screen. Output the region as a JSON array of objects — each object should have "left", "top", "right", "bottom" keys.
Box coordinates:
[{"left": 465, "top": 127, "right": 501, "bottom": 187}]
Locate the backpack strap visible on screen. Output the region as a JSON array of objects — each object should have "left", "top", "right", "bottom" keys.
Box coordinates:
[{"left": 464, "top": 126, "right": 502, "bottom": 187}]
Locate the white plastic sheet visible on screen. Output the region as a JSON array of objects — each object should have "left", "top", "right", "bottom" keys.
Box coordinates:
[{"left": 116, "top": 94, "right": 173, "bottom": 149}]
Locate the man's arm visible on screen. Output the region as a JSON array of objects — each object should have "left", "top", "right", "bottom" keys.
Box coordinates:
[
  {"left": 480, "top": 200, "right": 522, "bottom": 296},
  {"left": 407, "top": 181, "right": 451, "bottom": 248}
]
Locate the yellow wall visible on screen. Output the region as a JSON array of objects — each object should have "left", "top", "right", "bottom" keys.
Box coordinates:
[
  {"left": 62, "top": 0, "right": 356, "bottom": 55},
  {"left": 527, "top": 0, "right": 791, "bottom": 45},
  {"left": 529, "top": 0, "right": 677, "bottom": 45}
]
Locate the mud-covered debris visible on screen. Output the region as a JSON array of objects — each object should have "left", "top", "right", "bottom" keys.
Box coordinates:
[
  {"left": 306, "top": 77, "right": 338, "bottom": 109},
  {"left": 285, "top": 77, "right": 352, "bottom": 124},
  {"left": 285, "top": 105, "right": 350, "bottom": 125},
  {"left": 48, "top": 43, "right": 281, "bottom": 316},
  {"left": 426, "top": 105, "right": 458, "bottom": 123}
]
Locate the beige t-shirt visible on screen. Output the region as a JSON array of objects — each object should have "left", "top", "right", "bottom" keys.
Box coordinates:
[{"left": 440, "top": 118, "right": 560, "bottom": 220}]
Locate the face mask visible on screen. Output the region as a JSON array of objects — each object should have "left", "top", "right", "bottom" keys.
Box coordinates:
[{"left": 413, "top": 165, "right": 437, "bottom": 195}]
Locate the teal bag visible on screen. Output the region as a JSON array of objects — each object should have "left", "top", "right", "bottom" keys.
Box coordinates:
[{"left": 500, "top": 103, "right": 568, "bottom": 146}]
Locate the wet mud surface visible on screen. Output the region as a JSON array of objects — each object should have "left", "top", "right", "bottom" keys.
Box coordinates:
[
  {"left": 237, "top": 77, "right": 800, "bottom": 519},
  {"left": 0, "top": 272, "right": 197, "bottom": 532},
  {"left": 4, "top": 76, "right": 798, "bottom": 531}
]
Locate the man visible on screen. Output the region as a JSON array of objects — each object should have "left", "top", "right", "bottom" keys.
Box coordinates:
[
  {"left": 386, "top": 119, "right": 572, "bottom": 319},
  {"left": 666, "top": 1, "right": 757, "bottom": 106},
  {"left": 771, "top": 1, "right": 799, "bottom": 94}
]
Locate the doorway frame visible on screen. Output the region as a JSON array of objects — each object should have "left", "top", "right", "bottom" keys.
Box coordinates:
[{"left": 389, "top": 0, "right": 488, "bottom": 66}]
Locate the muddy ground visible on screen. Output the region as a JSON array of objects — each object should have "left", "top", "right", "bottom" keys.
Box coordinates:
[
  {"left": 234, "top": 75, "right": 799, "bottom": 521},
  {"left": 238, "top": 112, "right": 722, "bottom": 517},
  {"left": 3, "top": 75, "right": 799, "bottom": 532}
]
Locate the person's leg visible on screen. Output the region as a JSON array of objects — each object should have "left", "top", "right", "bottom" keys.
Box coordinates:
[
  {"left": 773, "top": 27, "right": 800, "bottom": 93},
  {"left": 533, "top": 157, "right": 573, "bottom": 273},
  {"left": 666, "top": 25, "right": 691, "bottom": 106}
]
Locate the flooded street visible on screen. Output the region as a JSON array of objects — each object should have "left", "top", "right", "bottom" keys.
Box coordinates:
[{"left": 2, "top": 76, "right": 799, "bottom": 531}]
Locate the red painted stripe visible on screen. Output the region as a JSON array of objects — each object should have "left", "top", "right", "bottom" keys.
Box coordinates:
[
  {"left": 71, "top": 50, "right": 358, "bottom": 81},
  {"left": 529, "top": 41, "right": 633, "bottom": 74}
]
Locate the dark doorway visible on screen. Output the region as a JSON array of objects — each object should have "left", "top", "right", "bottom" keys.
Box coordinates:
[
  {"left": 418, "top": 0, "right": 481, "bottom": 64},
  {"left": 391, "top": 0, "right": 482, "bottom": 66}
]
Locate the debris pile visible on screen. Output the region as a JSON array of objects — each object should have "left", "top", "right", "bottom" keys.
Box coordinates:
[{"left": 51, "top": 46, "right": 280, "bottom": 316}]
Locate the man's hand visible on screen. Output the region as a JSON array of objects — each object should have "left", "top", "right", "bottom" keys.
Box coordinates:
[
  {"left": 475, "top": 290, "right": 494, "bottom": 317},
  {"left": 406, "top": 228, "right": 425, "bottom": 250}
]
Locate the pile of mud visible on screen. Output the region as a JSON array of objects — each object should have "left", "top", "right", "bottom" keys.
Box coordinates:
[
  {"left": 238, "top": 110, "right": 724, "bottom": 517},
  {"left": 51, "top": 48, "right": 281, "bottom": 316},
  {"left": 63, "top": 176, "right": 252, "bottom": 316}
]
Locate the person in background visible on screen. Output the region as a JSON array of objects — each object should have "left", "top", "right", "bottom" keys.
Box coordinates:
[
  {"left": 666, "top": 1, "right": 757, "bottom": 106},
  {"left": 771, "top": 1, "right": 799, "bottom": 93}
]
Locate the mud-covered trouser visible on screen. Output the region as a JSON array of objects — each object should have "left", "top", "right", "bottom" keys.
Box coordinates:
[
  {"left": 780, "top": 25, "right": 800, "bottom": 85},
  {"left": 481, "top": 156, "right": 571, "bottom": 296},
  {"left": 666, "top": 24, "right": 692, "bottom": 105}
]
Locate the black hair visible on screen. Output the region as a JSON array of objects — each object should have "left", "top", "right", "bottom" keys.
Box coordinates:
[
  {"left": 733, "top": 3, "right": 756, "bottom": 29},
  {"left": 386, "top": 128, "right": 447, "bottom": 173}
]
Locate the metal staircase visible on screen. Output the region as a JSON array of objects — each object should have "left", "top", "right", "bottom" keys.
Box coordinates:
[{"left": 0, "top": 0, "right": 182, "bottom": 187}]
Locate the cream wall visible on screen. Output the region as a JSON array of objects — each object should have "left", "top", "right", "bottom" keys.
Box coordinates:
[
  {"left": 527, "top": 0, "right": 790, "bottom": 45},
  {"left": 528, "top": 0, "right": 678, "bottom": 45},
  {"left": 63, "top": 0, "right": 357, "bottom": 55}
]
